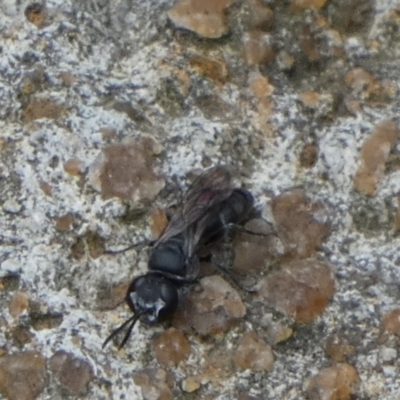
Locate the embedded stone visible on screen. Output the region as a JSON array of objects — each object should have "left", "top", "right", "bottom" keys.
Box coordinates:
[
  {"left": 299, "top": 91, "right": 321, "bottom": 108},
  {"left": 353, "top": 120, "right": 400, "bottom": 195},
  {"left": 9, "top": 291, "right": 29, "bottom": 317},
  {"left": 21, "top": 97, "right": 67, "bottom": 123},
  {"left": 25, "top": 3, "right": 46, "bottom": 28},
  {"left": 134, "top": 369, "right": 173, "bottom": 400},
  {"left": 233, "top": 331, "right": 274, "bottom": 371},
  {"left": 299, "top": 144, "right": 318, "bottom": 168},
  {"left": 39, "top": 181, "right": 52, "bottom": 197},
  {"left": 276, "top": 50, "right": 296, "bottom": 71},
  {"left": 88, "top": 139, "right": 164, "bottom": 201},
  {"left": 55, "top": 214, "right": 73, "bottom": 232},
  {"left": 49, "top": 350, "right": 94, "bottom": 396},
  {"left": 271, "top": 190, "right": 330, "bottom": 259},
  {"left": 243, "top": 0, "right": 273, "bottom": 31},
  {"left": 233, "top": 230, "right": 283, "bottom": 274},
  {"left": 344, "top": 68, "right": 376, "bottom": 99},
  {"left": 149, "top": 208, "right": 168, "bottom": 240},
  {"left": 381, "top": 309, "right": 400, "bottom": 337},
  {"left": 152, "top": 328, "right": 190, "bottom": 367},
  {"left": 257, "top": 259, "right": 335, "bottom": 324},
  {"left": 175, "top": 275, "right": 246, "bottom": 336},
  {"left": 96, "top": 281, "right": 129, "bottom": 311},
  {"left": 237, "top": 394, "right": 262, "bottom": 400},
  {"left": 325, "top": 335, "right": 355, "bottom": 363},
  {"left": 64, "top": 158, "right": 82, "bottom": 176},
  {"left": 188, "top": 55, "right": 228, "bottom": 84},
  {"left": 243, "top": 31, "right": 275, "bottom": 66},
  {"left": 258, "top": 313, "right": 293, "bottom": 345},
  {"left": 167, "top": 0, "right": 233, "bottom": 39},
  {"left": 0, "top": 351, "right": 46, "bottom": 400},
  {"left": 182, "top": 376, "right": 201, "bottom": 393},
  {"left": 11, "top": 325, "right": 34, "bottom": 348},
  {"left": 291, "top": 0, "right": 328, "bottom": 12},
  {"left": 306, "top": 363, "right": 360, "bottom": 400}
]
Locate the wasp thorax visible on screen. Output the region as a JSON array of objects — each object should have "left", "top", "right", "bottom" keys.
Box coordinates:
[{"left": 148, "top": 238, "right": 186, "bottom": 276}]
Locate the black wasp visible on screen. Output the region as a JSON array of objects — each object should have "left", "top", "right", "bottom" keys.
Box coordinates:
[{"left": 103, "top": 166, "right": 255, "bottom": 349}]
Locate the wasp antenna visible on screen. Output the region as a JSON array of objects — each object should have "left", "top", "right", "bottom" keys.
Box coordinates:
[
  {"left": 118, "top": 312, "right": 142, "bottom": 349},
  {"left": 103, "top": 313, "right": 141, "bottom": 349}
]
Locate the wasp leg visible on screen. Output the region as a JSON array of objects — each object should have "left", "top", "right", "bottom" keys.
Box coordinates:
[
  {"left": 104, "top": 240, "right": 154, "bottom": 255},
  {"left": 223, "top": 222, "right": 273, "bottom": 238},
  {"left": 210, "top": 257, "right": 256, "bottom": 294},
  {"left": 153, "top": 271, "right": 200, "bottom": 285}
]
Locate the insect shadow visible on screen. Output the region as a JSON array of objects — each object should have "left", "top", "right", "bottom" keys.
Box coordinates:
[{"left": 103, "top": 165, "right": 266, "bottom": 349}]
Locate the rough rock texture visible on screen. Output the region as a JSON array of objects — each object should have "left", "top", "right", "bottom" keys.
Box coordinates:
[
  {"left": 306, "top": 363, "right": 360, "bottom": 400},
  {"left": 257, "top": 258, "right": 335, "bottom": 324},
  {"left": 174, "top": 275, "right": 246, "bottom": 336},
  {"left": 49, "top": 350, "right": 94, "bottom": 396},
  {"left": 233, "top": 331, "right": 274, "bottom": 371},
  {"left": 0, "top": 352, "right": 46, "bottom": 400},
  {"left": 1, "top": 0, "right": 400, "bottom": 399},
  {"left": 152, "top": 327, "right": 190, "bottom": 367},
  {"left": 167, "top": 0, "right": 233, "bottom": 39}
]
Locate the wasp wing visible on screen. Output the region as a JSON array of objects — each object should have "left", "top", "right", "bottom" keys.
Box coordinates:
[{"left": 155, "top": 166, "right": 235, "bottom": 246}]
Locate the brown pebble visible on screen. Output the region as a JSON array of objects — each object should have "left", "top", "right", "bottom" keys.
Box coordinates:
[
  {"left": 0, "top": 351, "right": 46, "bottom": 400},
  {"left": 70, "top": 236, "right": 85, "bottom": 260},
  {"left": 134, "top": 369, "right": 173, "bottom": 400},
  {"left": 64, "top": 158, "right": 82, "bottom": 176},
  {"left": 395, "top": 197, "right": 400, "bottom": 233},
  {"left": 25, "top": 3, "right": 46, "bottom": 27},
  {"left": 344, "top": 68, "right": 376, "bottom": 99},
  {"left": 299, "top": 91, "right": 321, "bottom": 108},
  {"left": 261, "top": 317, "right": 293, "bottom": 345},
  {"left": 11, "top": 325, "right": 34, "bottom": 348},
  {"left": 233, "top": 230, "right": 282, "bottom": 274},
  {"left": 382, "top": 309, "right": 400, "bottom": 337},
  {"left": 49, "top": 350, "right": 94, "bottom": 396},
  {"left": 89, "top": 140, "right": 164, "bottom": 201},
  {"left": 237, "top": 393, "right": 262, "bottom": 400},
  {"left": 243, "top": 30, "right": 276, "bottom": 66},
  {"left": 96, "top": 281, "right": 129, "bottom": 311},
  {"left": 174, "top": 275, "right": 246, "bottom": 336},
  {"left": 182, "top": 376, "right": 201, "bottom": 393},
  {"left": 234, "top": 331, "right": 274, "bottom": 371},
  {"left": 149, "top": 208, "right": 168, "bottom": 240},
  {"left": 244, "top": 0, "right": 273, "bottom": 31},
  {"left": 257, "top": 258, "right": 335, "bottom": 324},
  {"left": 299, "top": 144, "right": 318, "bottom": 168},
  {"left": 249, "top": 73, "right": 274, "bottom": 98},
  {"left": 306, "top": 363, "right": 360, "bottom": 400},
  {"left": 21, "top": 97, "right": 67, "bottom": 124},
  {"left": 271, "top": 190, "right": 331, "bottom": 259},
  {"left": 277, "top": 50, "right": 296, "bottom": 71},
  {"left": 152, "top": 328, "right": 190, "bottom": 367},
  {"left": 85, "top": 231, "right": 106, "bottom": 259},
  {"left": 291, "top": 0, "right": 328, "bottom": 12},
  {"left": 9, "top": 291, "right": 29, "bottom": 317},
  {"left": 39, "top": 180, "right": 52, "bottom": 197},
  {"left": 353, "top": 119, "right": 400, "bottom": 195},
  {"left": 55, "top": 214, "right": 73, "bottom": 232},
  {"left": 59, "top": 72, "right": 76, "bottom": 87},
  {"left": 167, "top": 0, "right": 233, "bottom": 39},
  {"left": 188, "top": 55, "right": 228, "bottom": 84},
  {"left": 300, "top": 25, "right": 319, "bottom": 62},
  {"left": 325, "top": 335, "right": 355, "bottom": 363}
]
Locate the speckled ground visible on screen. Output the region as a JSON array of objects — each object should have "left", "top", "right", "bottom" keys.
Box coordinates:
[{"left": 1, "top": 0, "right": 400, "bottom": 399}]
